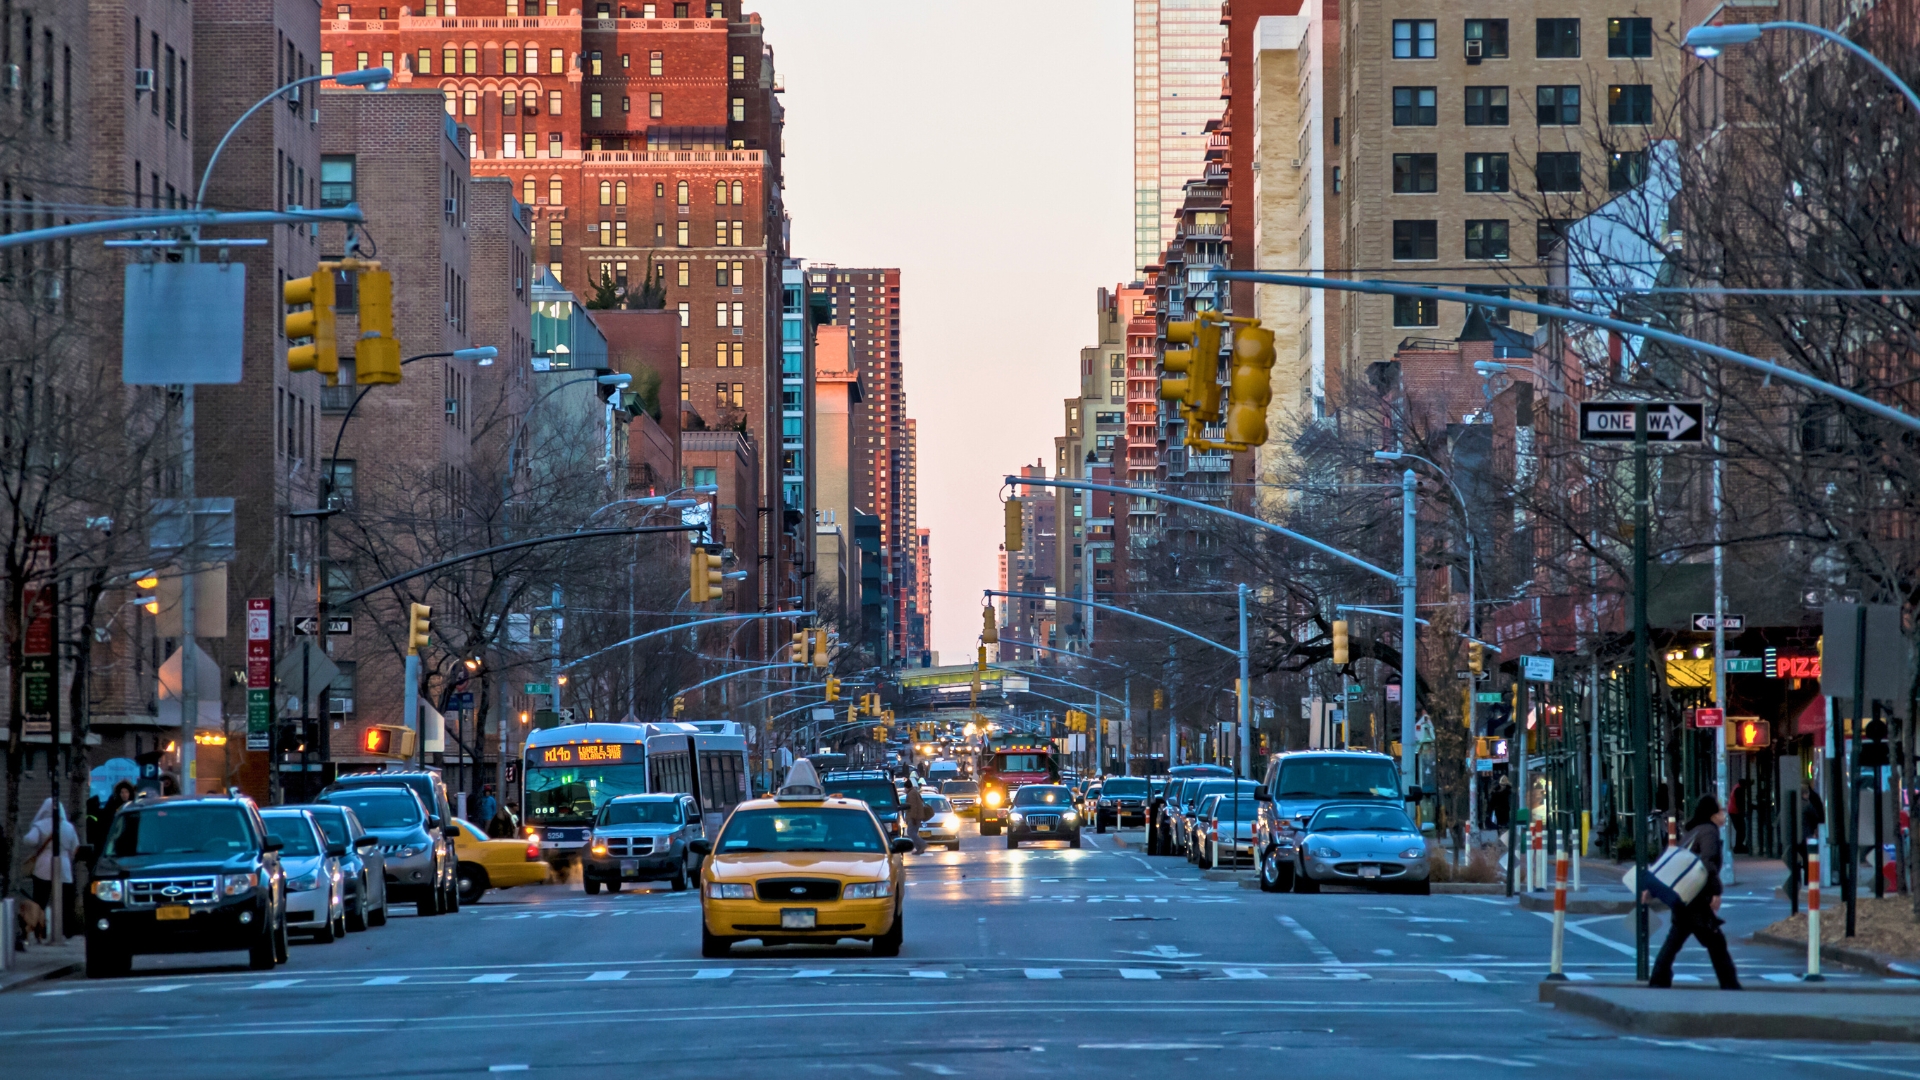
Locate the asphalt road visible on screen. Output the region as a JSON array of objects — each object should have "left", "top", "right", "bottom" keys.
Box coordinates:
[{"left": 4, "top": 822, "right": 1912, "bottom": 1079}]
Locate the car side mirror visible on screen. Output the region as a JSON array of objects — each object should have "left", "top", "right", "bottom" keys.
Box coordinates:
[
  {"left": 262, "top": 837, "right": 285, "bottom": 854},
  {"left": 327, "top": 842, "right": 349, "bottom": 858},
  {"left": 890, "top": 837, "right": 916, "bottom": 854},
  {"left": 443, "top": 825, "right": 460, "bottom": 839},
  {"left": 1254, "top": 786, "right": 1272, "bottom": 802},
  {"left": 427, "top": 817, "right": 441, "bottom": 831},
  {"left": 687, "top": 839, "right": 712, "bottom": 857},
  {"left": 354, "top": 836, "right": 380, "bottom": 849}
]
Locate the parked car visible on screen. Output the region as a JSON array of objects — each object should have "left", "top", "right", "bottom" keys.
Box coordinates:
[
  {"left": 261, "top": 809, "right": 346, "bottom": 942},
  {"left": 1290, "top": 801, "right": 1431, "bottom": 894},
  {"left": 1180, "top": 780, "right": 1260, "bottom": 859},
  {"left": 323, "top": 769, "right": 460, "bottom": 914},
  {"left": 288, "top": 803, "right": 387, "bottom": 930},
  {"left": 940, "top": 780, "right": 980, "bottom": 818},
  {"left": 1253, "top": 751, "right": 1412, "bottom": 893},
  {"left": 1095, "top": 776, "right": 1150, "bottom": 831},
  {"left": 1006, "top": 784, "right": 1081, "bottom": 849},
  {"left": 316, "top": 785, "right": 448, "bottom": 917},
  {"left": 84, "top": 794, "right": 288, "bottom": 977},
  {"left": 1189, "top": 792, "right": 1260, "bottom": 867},
  {"left": 580, "top": 794, "right": 700, "bottom": 895}
]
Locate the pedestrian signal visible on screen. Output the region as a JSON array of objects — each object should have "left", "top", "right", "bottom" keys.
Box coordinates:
[{"left": 362, "top": 724, "right": 415, "bottom": 758}]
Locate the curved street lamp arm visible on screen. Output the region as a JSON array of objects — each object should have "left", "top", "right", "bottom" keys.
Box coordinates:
[
  {"left": 559, "top": 609, "right": 813, "bottom": 671},
  {"left": 986, "top": 589, "right": 1238, "bottom": 657},
  {"left": 331, "top": 524, "right": 700, "bottom": 608}
]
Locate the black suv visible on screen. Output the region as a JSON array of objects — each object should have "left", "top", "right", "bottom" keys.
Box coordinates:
[
  {"left": 83, "top": 794, "right": 288, "bottom": 978},
  {"left": 819, "top": 769, "right": 904, "bottom": 837}
]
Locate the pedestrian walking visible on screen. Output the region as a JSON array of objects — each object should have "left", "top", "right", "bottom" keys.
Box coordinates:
[
  {"left": 904, "top": 782, "right": 930, "bottom": 854},
  {"left": 23, "top": 797, "right": 80, "bottom": 939},
  {"left": 478, "top": 785, "right": 498, "bottom": 826},
  {"left": 1647, "top": 794, "right": 1742, "bottom": 989},
  {"left": 1784, "top": 780, "right": 1825, "bottom": 914},
  {"left": 1488, "top": 774, "right": 1512, "bottom": 832}
]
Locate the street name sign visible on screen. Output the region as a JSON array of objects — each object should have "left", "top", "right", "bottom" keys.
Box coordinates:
[
  {"left": 1578, "top": 401, "right": 1706, "bottom": 443},
  {"left": 1725, "top": 657, "right": 1764, "bottom": 674},
  {"left": 1691, "top": 613, "right": 1744, "bottom": 632},
  {"left": 294, "top": 616, "right": 352, "bottom": 635}
]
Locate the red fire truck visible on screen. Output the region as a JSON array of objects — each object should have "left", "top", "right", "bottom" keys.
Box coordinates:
[{"left": 977, "top": 739, "right": 1059, "bottom": 836}]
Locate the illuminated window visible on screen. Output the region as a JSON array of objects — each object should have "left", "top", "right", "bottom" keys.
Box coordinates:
[
  {"left": 650, "top": 51, "right": 663, "bottom": 76},
  {"left": 649, "top": 92, "right": 663, "bottom": 118},
  {"left": 677, "top": 261, "right": 689, "bottom": 286},
  {"left": 463, "top": 47, "right": 477, "bottom": 74},
  {"left": 548, "top": 177, "right": 562, "bottom": 204}
]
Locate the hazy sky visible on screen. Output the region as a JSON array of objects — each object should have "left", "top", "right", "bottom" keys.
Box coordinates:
[{"left": 754, "top": 1, "right": 1134, "bottom": 662}]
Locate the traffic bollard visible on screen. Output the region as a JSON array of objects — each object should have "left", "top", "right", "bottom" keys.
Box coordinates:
[
  {"left": 1547, "top": 841, "right": 1570, "bottom": 980},
  {"left": 1530, "top": 818, "right": 1545, "bottom": 891},
  {"left": 1805, "top": 840, "right": 1824, "bottom": 982},
  {"left": 1570, "top": 827, "right": 1582, "bottom": 892},
  {"left": 1209, "top": 819, "right": 1219, "bottom": 870}
]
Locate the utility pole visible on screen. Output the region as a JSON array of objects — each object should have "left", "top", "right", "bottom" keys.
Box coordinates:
[
  {"left": 1238, "top": 583, "right": 1252, "bottom": 780},
  {"left": 1399, "top": 469, "right": 1418, "bottom": 797},
  {"left": 1712, "top": 427, "right": 1732, "bottom": 885},
  {"left": 1632, "top": 403, "right": 1652, "bottom": 980}
]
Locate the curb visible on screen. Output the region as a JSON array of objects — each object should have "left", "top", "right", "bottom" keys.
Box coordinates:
[
  {"left": 1432, "top": 882, "right": 1506, "bottom": 894},
  {"left": 1517, "top": 890, "right": 1634, "bottom": 914},
  {"left": 1199, "top": 869, "right": 1255, "bottom": 882},
  {"left": 1542, "top": 984, "right": 1920, "bottom": 1042},
  {"left": 1750, "top": 929, "right": 1920, "bottom": 979},
  {"left": 0, "top": 958, "right": 82, "bottom": 994}
]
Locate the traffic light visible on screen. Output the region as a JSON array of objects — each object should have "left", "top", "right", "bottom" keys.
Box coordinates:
[
  {"left": 362, "top": 724, "right": 416, "bottom": 758},
  {"left": 1469, "top": 641, "right": 1485, "bottom": 675},
  {"left": 1729, "top": 718, "right": 1771, "bottom": 751},
  {"left": 976, "top": 645, "right": 987, "bottom": 672},
  {"left": 672, "top": 696, "right": 686, "bottom": 717},
  {"left": 1153, "top": 688, "right": 1165, "bottom": 709},
  {"left": 689, "top": 547, "right": 723, "bottom": 602},
  {"left": 824, "top": 676, "right": 842, "bottom": 702},
  {"left": 1160, "top": 314, "right": 1223, "bottom": 421},
  {"left": 1331, "top": 619, "right": 1350, "bottom": 666},
  {"left": 406, "top": 602, "right": 432, "bottom": 655},
  {"left": 1222, "top": 321, "right": 1276, "bottom": 448},
  {"left": 811, "top": 629, "right": 830, "bottom": 668},
  {"left": 981, "top": 606, "right": 998, "bottom": 644},
  {"left": 1004, "top": 498, "right": 1024, "bottom": 551},
  {"left": 792, "top": 630, "right": 809, "bottom": 661},
  {"left": 283, "top": 270, "right": 338, "bottom": 380},
  {"left": 354, "top": 268, "right": 402, "bottom": 385}
]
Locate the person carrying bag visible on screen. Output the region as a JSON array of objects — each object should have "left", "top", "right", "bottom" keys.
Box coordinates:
[{"left": 1641, "top": 795, "right": 1742, "bottom": 989}]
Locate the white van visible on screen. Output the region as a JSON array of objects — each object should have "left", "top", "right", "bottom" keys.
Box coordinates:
[{"left": 925, "top": 759, "right": 962, "bottom": 786}]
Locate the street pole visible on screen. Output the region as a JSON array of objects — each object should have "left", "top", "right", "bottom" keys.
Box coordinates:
[
  {"left": 1712, "top": 430, "right": 1732, "bottom": 885},
  {"left": 1400, "top": 469, "right": 1418, "bottom": 797},
  {"left": 1238, "top": 583, "right": 1252, "bottom": 781},
  {"left": 1632, "top": 403, "right": 1652, "bottom": 979},
  {"left": 1124, "top": 680, "right": 1132, "bottom": 775},
  {"left": 404, "top": 652, "right": 420, "bottom": 763},
  {"left": 1846, "top": 602, "right": 1864, "bottom": 936},
  {"left": 179, "top": 388, "right": 197, "bottom": 795}
]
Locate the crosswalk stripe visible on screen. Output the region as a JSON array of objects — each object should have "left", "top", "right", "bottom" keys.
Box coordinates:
[
  {"left": 469, "top": 973, "right": 516, "bottom": 983},
  {"left": 138, "top": 984, "right": 186, "bottom": 993},
  {"left": 792, "top": 968, "right": 833, "bottom": 978},
  {"left": 249, "top": 979, "right": 302, "bottom": 989},
  {"left": 691, "top": 969, "right": 733, "bottom": 980},
  {"left": 909, "top": 970, "right": 948, "bottom": 979},
  {"left": 1761, "top": 973, "right": 1800, "bottom": 983},
  {"left": 1119, "top": 968, "right": 1162, "bottom": 980},
  {"left": 1222, "top": 968, "right": 1269, "bottom": 979},
  {"left": 1567, "top": 972, "right": 1594, "bottom": 981},
  {"left": 1438, "top": 969, "right": 1487, "bottom": 983},
  {"left": 585, "top": 971, "right": 628, "bottom": 981},
  {"left": 1024, "top": 968, "right": 1063, "bottom": 980},
  {"left": 363, "top": 976, "right": 408, "bottom": 986}
]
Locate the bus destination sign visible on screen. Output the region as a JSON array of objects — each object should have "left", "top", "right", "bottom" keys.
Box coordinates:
[{"left": 538, "top": 742, "right": 628, "bottom": 765}]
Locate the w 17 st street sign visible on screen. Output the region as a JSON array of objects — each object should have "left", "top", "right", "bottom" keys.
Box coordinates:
[{"left": 1578, "top": 401, "right": 1706, "bottom": 443}]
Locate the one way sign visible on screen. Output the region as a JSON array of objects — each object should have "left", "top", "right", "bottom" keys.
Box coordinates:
[{"left": 1579, "top": 401, "right": 1706, "bottom": 443}]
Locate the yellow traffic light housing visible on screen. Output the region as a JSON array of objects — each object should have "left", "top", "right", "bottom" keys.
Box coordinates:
[
  {"left": 1152, "top": 688, "right": 1165, "bottom": 710},
  {"left": 283, "top": 271, "right": 338, "bottom": 381},
  {"left": 1222, "top": 322, "right": 1276, "bottom": 448},
  {"left": 1331, "top": 619, "right": 1350, "bottom": 666},
  {"left": 792, "top": 630, "right": 808, "bottom": 661},
  {"left": 811, "top": 628, "right": 831, "bottom": 668},
  {"left": 1004, "top": 498, "right": 1024, "bottom": 552},
  {"left": 1161, "top": 313, "right": 1224, "bottom": 422},
  {"left": 1469, "top": 641, "right": 1485, "bottom": 675},
  {"left": 824, "top": 676, "right": 842, "bottom": 702},
  {"left": 406, "top": 602, "right": 432, "bottom": 655},
  {"left": 354, "top": 267, "right": 402, "bottom": 385},
  {"left": 981, "top": 606, "right": 997, "bottom": 644},
  {"left": 690, "top": 547, "right": 723, "bottom": 602},
  {"left": 672, "top": 696, "right": 686, "bottom": 717}
]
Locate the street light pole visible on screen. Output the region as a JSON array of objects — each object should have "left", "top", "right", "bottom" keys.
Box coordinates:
[
  {"left": 1238, "top": 583, "right": 1252, "bottom": 781},
  {"left": 1683, "top": 21, "right": 1920, "bottom": 115},
  {"left": 1400, "top": 469, "right": 1419, "bottom": 797}
]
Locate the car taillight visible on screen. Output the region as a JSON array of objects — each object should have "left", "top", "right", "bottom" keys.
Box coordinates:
[{"left": 526, "top": 838, "right": 541, "bottom": 860}]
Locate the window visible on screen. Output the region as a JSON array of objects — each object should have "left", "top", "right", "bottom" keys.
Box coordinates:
[
  {"left": 463, "top": 47, "right": 477, "bottom": 74},
  {"left": 1464, "top": 86, "right": 1508, "bottom": 125},
  {"left": 1464, "top": 152, "right": 1509, "bottom": 192},
  {"left": 731, "top": 180, "right": 743, "bottom": 204},
  {"left": 1392, "top": 220, "right": 1437, "bottom": 260},
  {"left": 1537, "top": 19, "right": 1580, "bottom": 57},
  {"left": 614, "top": 222, "right": 627, "bottom": 246},
  {"left": 415, "top": 48, "right": 431, "bottom": 74},
  {"left": 731, "top": 220, "right": 744, "bottom": 246},
  {"left": 463, "top": 90, "right": 477, "bottom": 115},
  {"left": 649, "top": 92, "right": 663, "bottom": 118},
  {"left": 731, "top": 54, "right": 746, "bottom": 80},
  {"left": 502, "top": 89, "right": 517, "bottom": 115},
  {"left": 320, "top": 51, "right": 334, "bottom": 77},
  {"left": 677, "top": 302, "right": 689, "bottom": 327},
  {"left": 1464, "top": 219, "right": 1510, "bottom": 259},
  {"left": 1536, "top": 152, "right": 1582, "bottom": 192},
  {"left": 522, "top": 177, "right": 536, "bottom": 204},
  {"left": 1608, "top": 84, "right": 1652, "bottom": 124},
  {"left": 1537, "top": 85, "right": 1580, "bottom": 125},
  {"left": 548, "top": 177, "right": 562, "bottom": 204},
  {"left": 1393, "top": 20, "right": 1436, "bottom": 58},
  {"left": 716, "top": 262, "right": 730, "bottom": 286},
  {"left": 650, "top": 51, "right": 663, "bottom": 76},
  {"left": 616, "top": 181, "right": 627, "bottom": 205},
  {"left": 731, "top": 383, "right": 744, "bottom": 408},
  {"left": 731, "top": 97, "right": 744, "bottom": 121},
  {"left": 675, "top": 180, "right": 688, "bottom": 205},
  {"left": 731, "top": 302, "right": 744, "bottom": 326},
  {"left": 622, "top": 95, "right": 631, "bottom": 113},
  {"left": 680, "top": 343, "right": 690, "bottom": 368},
  {"left": 715, "top": 302, "right": 728, "bottom": 328},
  {"left": 714, "top": 342, "right": 729, "bottom": 366},
  {"left": 692, "top": 466, "right": 718, "bottom": 488},
  {"left": 1607, "top": 17, "right": 1652, "bottom": 57},
  {"left": 502, "top": 132, "right": 518, "bottom": 158},
  {"left": 600, "top": 181, "right": 612, "bottom": 206},
  {"left": 677, "top": 261, "right": 690, "bottom": 286},
  {"left": 548, "top": 89, "right": 562, "bottom": 115},
  {"left": 590, "top": 92, "right": 602, "bottom": 117},
  {"left": 656, "top": 182, "right": 666, "bottom": 198},
  {"left": 588, "top": 50, "right": 603, "bottom": 75},
  {"left": 1464, "top": 286, "right": 1511, "bottom": 324},
  {"left": 676, "top": 220, "right": 689, "bottom": 246},
  {"left": 1391, "top": 153, "right": 1436, "bottom": 193},
  {"left": 504, "top": 48, "right": 518, "bottom": 74},
  {"left": 1110, "top": 380, "right": 1124, "bottom": 401},
  {"left": 547, "top": 221, "right": 563, "bottom": 248},
  {"left": 443, "top": 47, "right": 457, "bottom": 75},
  {"left": 1536, "top": 218, "right": 1572, "bottom": 257},
  {"left": 1608, "top": 149, "right": 1648, "bottom": 191},
  {"left": 1464, "top": 19, "right": 1508, "bottom": 58},
  {"left": 1393, "top": 87, "right": 1437, "bottom": 125},
  {"left": 548, "top": 132, "right": 562, "bottom": 157},
  {"left": 1394, "top": 295, "right": 1438, "bottom": 327},
  {"left": 715, "top": 180, "right": 728, "bottom": 205},
  {"left": 550, "top": 48, "right": 564, "bottom": 74},
  {"left": 715, "top": 221, "right": 728, "bottom": 246},
  {"left": 319, "top": 155, "right": 355, "bottom": 207}
]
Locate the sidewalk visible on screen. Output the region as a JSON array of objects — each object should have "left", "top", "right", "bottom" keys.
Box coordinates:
[
  {"left": 0, "top": 938, "right": 83, "bottom": 994},
  {"left": 1539, "top": 979, "right": 1920, "bottom": 1042}
]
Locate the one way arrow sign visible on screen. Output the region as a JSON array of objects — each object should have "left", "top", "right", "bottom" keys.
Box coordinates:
[{"left": 1579, "top": 401, "right": 1706, "bottom": 443}]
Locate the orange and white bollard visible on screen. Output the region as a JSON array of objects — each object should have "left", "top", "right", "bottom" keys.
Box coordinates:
[
  {"left": 1805, "top": 840, "right": 1824, "bottom": 982},
  {"left": 1530, "top": 818, "right": 1545, "bottom": 891},
  {"left": 1547, "top": 841, "right": 1570, "bottom": 979},
  {"left": 1208, "top": 819, "right": 1220, "bottom": 870},
  {"left": 1667, "top": 814, "right": 1678, "bottom": 848}
]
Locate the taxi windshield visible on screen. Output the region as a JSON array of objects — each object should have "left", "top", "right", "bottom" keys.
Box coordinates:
[{"left": 716, "top": 808, "right": 886, "bottom": 854}]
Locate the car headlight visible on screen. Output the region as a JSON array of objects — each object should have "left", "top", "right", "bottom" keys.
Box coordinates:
[
  {"left": 1401, "top": 847, "right": 1426, "bottom": 860},
  {"left": 1062, "top": 812, "right": 1077, "bottom": 825},
  {"left": 392, "top": 845, "right": 426, "bottom": 859},
  {"left": 287, "top": 869, "right": 323, "bottom": 891},
  {"left": 590, "top": 842, "right": 608, "bottom": 856},
  {"left": 91, "top": 879, "right": 125, "bottom": 902},
  {"left": 221, "top": 872, "right": 259, "bottom": 897},
  {"left": 939, "top": 814, "right": 959, "bottom": 829},
  {"left": 1311, "top": 846, "right": 1340, "bottom": 859},
  {"left": 984, "top": 790, "right": 1003, "bottom": 807},
  {"left": 1008, "top": 812, "right": 1024, "bottom": 824},
  {"left": 707, "top": 882, "right": 752, "bottom": 899},
  {"left": 844, "top": 880, "right": 892, "bottom": 899}
]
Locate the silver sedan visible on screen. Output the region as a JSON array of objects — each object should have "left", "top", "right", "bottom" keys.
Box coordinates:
[{"left": 1291, "top": 802, "right": 1431, "bottom": 894}]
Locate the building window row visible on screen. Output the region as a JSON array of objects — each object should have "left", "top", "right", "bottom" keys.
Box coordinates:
[
  {"left": 1392, "top": 83, "right": 1650, "bottom": 126},
  {"left": 1390, "top": 18, "right": 1652, "bottom": 61}
]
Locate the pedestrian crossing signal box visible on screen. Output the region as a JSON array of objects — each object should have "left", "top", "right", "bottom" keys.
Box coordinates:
[{"left": 362, "top": 724, "right": 416, "bottom": 758}]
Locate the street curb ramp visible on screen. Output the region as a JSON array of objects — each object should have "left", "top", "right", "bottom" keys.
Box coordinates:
[{"left": 1542, "top": 984, "right": 1920, "bottom": 1042}]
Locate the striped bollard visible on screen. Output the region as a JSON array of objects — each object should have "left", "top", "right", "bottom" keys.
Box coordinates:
[
  {"left": 1805, "top": 840, "right": 1824, "bottom": 982},
  {"left": 1546, "top": 839, "right": 1570, "bottom": 980},
  {"left": 1531, "top": 818, "right": 1545, "bottom": 891}
]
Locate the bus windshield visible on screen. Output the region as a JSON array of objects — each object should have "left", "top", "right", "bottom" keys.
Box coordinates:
[{"left": 525, "top": 761, "right": 649, "bottom": 826}]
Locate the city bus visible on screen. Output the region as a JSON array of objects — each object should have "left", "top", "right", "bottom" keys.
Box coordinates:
[
  {"left": 522, "top": 722, "right": 652, "bottom": 862},
  {"left": 644, "top": 721, "right": 751, "bottom": 841}
]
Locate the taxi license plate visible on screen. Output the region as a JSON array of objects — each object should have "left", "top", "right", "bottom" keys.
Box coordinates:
[
  {"left": 780, "top": 908, "right": 817, "bottom": 930},
  {"left": 620, "top": 859, "right": 638, "bottom": 874},
  {"left": 156, "top": 905, "right": 191, "bottom": 921},
  {"left": 1359, "top": 865, "right": 1381, "bottom": 879},
  {"left": 1035, "top": 824, "right": 1051, "bottom": 832}
]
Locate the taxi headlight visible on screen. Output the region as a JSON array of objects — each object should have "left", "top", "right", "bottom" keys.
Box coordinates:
[
  {"left": 707, "top": 883, "right": 752, "bottom": 899},
  {"left": 844, "top": 880, "right": 892, "bottom": 899},
  {"left": 91, "top": 879, "right": 124, "bottom": 902}
]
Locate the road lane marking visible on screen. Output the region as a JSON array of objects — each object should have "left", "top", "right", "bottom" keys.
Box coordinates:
[
  {"left": 1274, "top": 914, "right": 1341, "bottom": 966},
  {"left": 909, "top": 970, "right": 948, "bottom": 979},
  {"left": 1024, "top": 968, "right": 1063, "bottom": 979},
  {"left": 363, "top": 976, "right": 409, "bottom": 985},
  {"left": 1222, "top": 968, "right": 1269, "bottom": 979},
  {"left": 691, "top": 969, "right": 733, "bottom": 979},
  {"left": 1409, "top": 933, "right": 1456, "bottom": 943},
  {"left": 909, "top": 1064, "right": 961, "bottom": 1076},
  {"left": 489, "top": 1067, "right": 530, "bottom": 1073},
  {"left": 1118, "top": 968, "right": 1162, "bottom": 980},
  {"left": 137, "top": 985, "right": 187, "bottom": 993},
  {"left": 1567, "top": 972, "right": 1594, "bottom": 981},
  {"left": 586, "top": 971, "right": 628, "bottom": 981},
  {"left": 1081, "top": 1043, "right": 1221, "bottom": 1050},
  {"left": 470, "top": 973, "right": 517, "bottom": 983},
  {"left": 1762, "top": 973, "right": 1802, "bottom": 983},
  {"left": 1438, "top": 969, "right": 1488, "bottom": 983},
  {"left": 1411, "top": 1054, "right": 1534, "bottom": 1068},
  {"left": 793, "top": 968, "right": 834, "bottom": 978},
  {"left": 1534, "top": 911, "right": 1637, "bottom": 957},
  {"left": 249, "top": 979, "right": 303, "bottom": 989}
]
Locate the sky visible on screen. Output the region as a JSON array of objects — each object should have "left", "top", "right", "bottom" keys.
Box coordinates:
[{"left": 753, "top": 0, "right": 1134, "bottom": 663}]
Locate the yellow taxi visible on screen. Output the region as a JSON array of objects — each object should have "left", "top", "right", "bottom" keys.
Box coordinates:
[
  {"left": 690, "top": 792, "right": 913, "bottom": 957},
  {"left": 452, "top": 818, "right": 552, "bottom": 904}
]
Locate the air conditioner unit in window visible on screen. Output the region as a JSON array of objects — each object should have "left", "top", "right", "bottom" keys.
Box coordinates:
[
  {"left": 444, "top": 197, "right": 457, "bottom": 215},
  {"left": 1291, "top": 158, "right": 1303, "bottom": 169},
  {"left": 445, "top": 399, "right": 459, "bottom": 416},
  {"left": 2, "top": 64, "right": 19, "bottom": 90},
  {"left": 1465, "top": 39, "right": 1483, "bottom": 60},
  {"left": 133, "top": 67, "right": 155, "bottom": 93}
]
